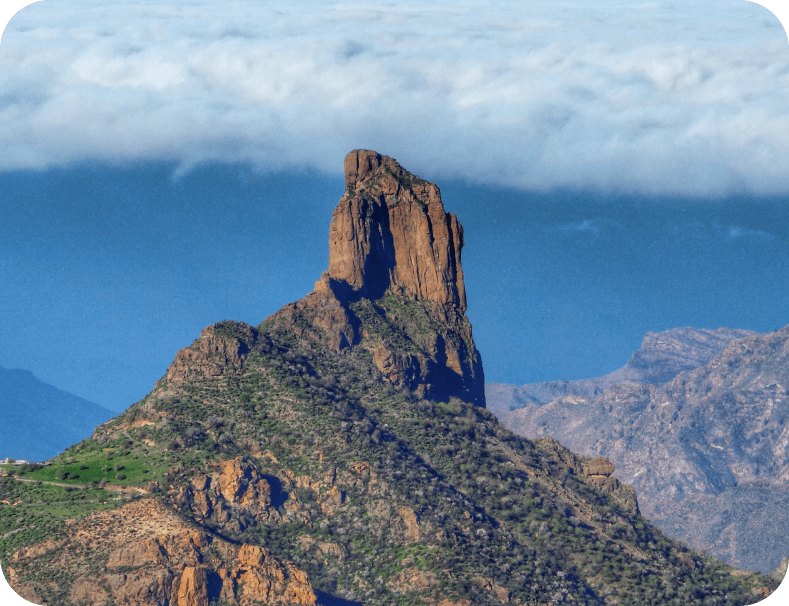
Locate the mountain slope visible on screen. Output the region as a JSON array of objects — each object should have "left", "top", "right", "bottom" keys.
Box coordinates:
[
  {"left": 0, "top": 365, "right": 115, "bottom": 462},
  {"left": 486, "top": 327, "right": 753, "bottom": 420},
  {"left": 1, "top": 151, "right": 776, "bottom": 606},
  {"left": 505, "top": 326, "right": 789, "bottom": 573}
]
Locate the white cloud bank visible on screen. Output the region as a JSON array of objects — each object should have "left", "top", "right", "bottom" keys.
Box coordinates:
[{"left": 1, "top": 0, "right": 789, "bottom": 196}]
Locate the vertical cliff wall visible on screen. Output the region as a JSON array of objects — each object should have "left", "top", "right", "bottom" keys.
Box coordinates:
[{"left": 327, "top": 150, "right": 467, "bottom": 310}]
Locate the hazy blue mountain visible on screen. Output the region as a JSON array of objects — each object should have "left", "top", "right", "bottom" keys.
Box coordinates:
[{"left": 0, "top": 365, "right": 115, "bottom": 461}]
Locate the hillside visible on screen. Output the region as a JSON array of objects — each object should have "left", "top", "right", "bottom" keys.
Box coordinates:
[
  {"left": 0, "top": 151, "right": 776, "bottom": 606},
  {"left": 0, "top": 365, "right": 115, "bottom": 462},
  {"left": 504, "top": 327, "right": 789, "bottom": 573}
]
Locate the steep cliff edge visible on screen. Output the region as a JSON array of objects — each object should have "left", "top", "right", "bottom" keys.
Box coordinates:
[
  {"left": 328, "top": 150, "right": 466, "bottom": 310},
  {"left": 271, "top": 149, "right": 485, "bottom": 407}
]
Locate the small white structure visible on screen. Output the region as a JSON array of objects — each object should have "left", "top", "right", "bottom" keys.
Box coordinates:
[{"left": 1, "top": 458, "right": 29, "bottom": 466}]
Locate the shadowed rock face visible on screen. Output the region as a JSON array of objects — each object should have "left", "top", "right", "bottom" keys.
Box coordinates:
[
  {"left": 303, "top": 150, "right": 484, "bottom": 406},
  {"left": 328, "top": 150, "right": 466, "bottom": 310}
]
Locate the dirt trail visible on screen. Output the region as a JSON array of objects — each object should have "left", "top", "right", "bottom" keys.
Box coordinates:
[{"left": 3, "top": 475, "right": 133, "bottom": 496}]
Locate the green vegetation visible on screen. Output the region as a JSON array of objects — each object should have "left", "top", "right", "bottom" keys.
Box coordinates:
[
  {"left": 0, "top": 306, "right": 776, "bottom": 605},
  {"left": 0, "top": 478, "right": 120, "bottom": 565}
]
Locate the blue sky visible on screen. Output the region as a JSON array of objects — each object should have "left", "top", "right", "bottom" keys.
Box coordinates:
[{"left": 1, "top": 0, "right": 789, "bottom": 412}]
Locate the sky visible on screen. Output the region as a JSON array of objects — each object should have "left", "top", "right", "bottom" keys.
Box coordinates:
[{"left": 1, "top": 0, "right": 789, "bottom": 413}]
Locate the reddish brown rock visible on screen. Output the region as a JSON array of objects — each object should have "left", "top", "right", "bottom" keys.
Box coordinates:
[
  {"left": 69, "top": 578, "right": 109, "bottom": 605},
  {"left": 218, "top": 458, "right": 272, "bottom": 508},
  {"left": 9, "top": 498, "right": 316, "bottom": 606},
  {"left": 175, "top": 566, "right": 209, "bottom": 606},
  {"left": 583, "top": 457, "right": 615, "bottom": 477},
  {"left": 330, "top": 150, "right": 466, "bottom": 309},
  {"left": 163, "top": 322, "right": 256, "bottom": 385},
  {"left": 397, "top": 506, "right": 422, "bottom": 542}
]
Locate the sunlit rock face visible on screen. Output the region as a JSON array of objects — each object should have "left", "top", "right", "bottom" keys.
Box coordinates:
[{"left": 328, "top": 149, "right": 467, "bottom": 310}]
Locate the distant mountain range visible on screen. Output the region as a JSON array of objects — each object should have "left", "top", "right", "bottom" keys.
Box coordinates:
[
  {"left": 486, "top": 327, "right": 755, "bottom": 419},
  {"left": 0, "top": 365, "right": 115, "bottom": 462},
  {"left": 487, "top": 326, "right": 789, "bottom": 574}
]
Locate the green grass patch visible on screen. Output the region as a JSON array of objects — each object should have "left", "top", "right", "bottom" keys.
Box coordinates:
[
  {"left": 0, "top": 478, "right": 121, "bottom": 566},
  {"left": 20, "top": 451, "right": 166, "bottom": 487}
]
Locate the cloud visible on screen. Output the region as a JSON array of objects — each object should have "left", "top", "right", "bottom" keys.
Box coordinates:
[
  {"left": 1, "top": 0, "right": 789, "bottom": 196},
  {"left": 550, "top": 219, "right": 624, "bottom": 237},
  {"left": 670, "top": 221, "right": 777, "bottom": 241}
]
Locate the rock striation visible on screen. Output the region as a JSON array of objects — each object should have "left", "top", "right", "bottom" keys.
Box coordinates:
[{"left": 328, "top": 150, "right": 466, "bottom": 309}]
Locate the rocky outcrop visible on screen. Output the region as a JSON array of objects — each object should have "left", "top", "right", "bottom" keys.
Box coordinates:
[
  {"left": 330, "top": 150, "right": 466, "bottom": 309},
  {"left": 265, "top": 150, "right": 485, "bottom": 406},
  {"left": 169, "top": 457, "right": 313, "bottom": 530},
  {"left": 163, "top": 322, "right": 258, "bottom": 385},
  {"left": 583, "top": 457, "right": 615, "bottom": 477},
  {"left": 8, "top": 498, "right": 317, "bottom": 606}
]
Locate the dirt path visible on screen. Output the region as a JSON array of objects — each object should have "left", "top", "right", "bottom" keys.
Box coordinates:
[{"left": 4, "top": 475, "right": 132, "bottom": 496}]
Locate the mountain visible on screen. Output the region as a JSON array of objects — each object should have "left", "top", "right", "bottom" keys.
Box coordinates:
[
  {"left": 0, "top": 151, "right": 777, "bottom": 606},
  {"left": 503, "top": 326, "right": 789, "bottom": 573},
  {"left": 0, "top": 365, "right": 115, "bottom": 462},
  {"left": 486, "top": 327, "right": 754, "bottom": 420}
]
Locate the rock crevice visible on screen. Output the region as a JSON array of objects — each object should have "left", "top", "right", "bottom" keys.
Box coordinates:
[{"left": 329, "top": 150, "right": 467, "bottom": 311}]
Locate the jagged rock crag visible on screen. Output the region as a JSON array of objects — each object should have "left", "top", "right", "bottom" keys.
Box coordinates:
[
  {"left": 329, "top": 150, "right": 466, "bottom": 309},
  {"left": 279, "top": 149, "right": 485, "bottom": 407}
]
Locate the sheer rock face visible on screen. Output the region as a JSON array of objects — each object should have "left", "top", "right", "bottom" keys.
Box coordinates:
[
  {"left": 300, "top": 150, "right": 484, "bottom": 406},
  {"left": 329, "top": 150, "right": 467, "bottom": 310}
]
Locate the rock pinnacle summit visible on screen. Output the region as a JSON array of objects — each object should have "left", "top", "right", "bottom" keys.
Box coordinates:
[
  {"left": 308, "top": 150, "right": 484, "bottom": 406},
  {"left": 324, "top": 150, "right": 467, "bottom": 310}
]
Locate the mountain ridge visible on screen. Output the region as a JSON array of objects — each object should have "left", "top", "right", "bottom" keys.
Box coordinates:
[
  {"left": 501, "top": 325, "right": 789, "bottom": 573},
  {"left": 486, "top": 326, "right": 754, "bottom": 420}
]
